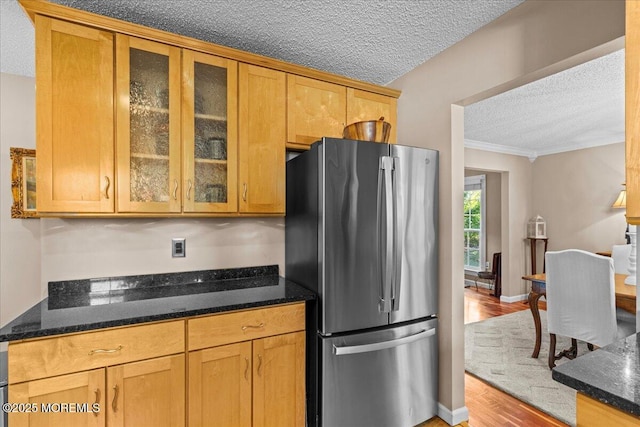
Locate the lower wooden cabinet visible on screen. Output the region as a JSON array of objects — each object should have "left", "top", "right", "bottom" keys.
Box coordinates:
[
  {"left": 9, "top": 368, "right": 105, "bottom": 427},
  {"left": 7, "top": 303, "right": 306, "bottom": 427},
  {"left": 189, "top": 341, "right": 252, "bottom": 427},
  {"left": 9, "top": 355, "right": 185, "bottom": 427},
  {"left": 252, "top": 332, "right": 306, "bottom": 427},
  {"left": 189, "top": 331, "right": 305, "bottom": 427},
  {"left": 107, "top": 354, "right": 185, "bottom": 427}
]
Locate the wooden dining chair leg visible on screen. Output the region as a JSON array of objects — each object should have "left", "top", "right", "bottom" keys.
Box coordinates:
[{"left": 548, "top": 333, "right": 557, "bottom": 369}]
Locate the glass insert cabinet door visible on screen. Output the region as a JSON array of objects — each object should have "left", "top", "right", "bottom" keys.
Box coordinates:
[
  {"left": 182, "top": 51, "right": 238, "bottom": 213},
  {"left": 116, "top": 35, "right": 181, "bottom": 213}
]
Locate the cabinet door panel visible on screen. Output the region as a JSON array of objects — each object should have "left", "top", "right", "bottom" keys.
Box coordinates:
[
  {"left": 627, "top": 0, "right": 640, "bottom": 224},
  {"left": 182, "top": 51, "right": 238, "bottom": 213},
  {"left": 107, "top": 354, "right": 185, "bottom": 427},
  {"left": 189, "top": 342, "right": 252, "bottom": 427},
  {"left": 239, "top": 64, "right": 286, "bottom": 213},
  {"left": 346, "top": 88, "right": 398, "bottom": 144},
  {"left": 116, "top": 35, "right": 181, "bottom": 213},
  {"left": 9, "top": 369, "right": 105, "bottom": 427},
  {"left": 35, "top": 16, "right": 114, "bottom": 213},
  {"left": 287, "top": 75, "right": 346, "bottom": 148},
  {"left": 253, "top": 332, "right": 305, "bottom": 427}
]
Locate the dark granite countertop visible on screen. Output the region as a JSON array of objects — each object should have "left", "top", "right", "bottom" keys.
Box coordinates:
[
  {"left": 552, "top": 332, "right": 640, "bottom": 417},
  {"left": 0, "top": 265, "right": 315, "bottom": 342}
]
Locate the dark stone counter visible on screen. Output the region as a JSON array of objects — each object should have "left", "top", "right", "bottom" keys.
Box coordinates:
[
  {"left": 552, "top": 332, "right": 640, "bottom": 416},
  {"left": 0, "top": 265, "right": 315, "bottom": 342}
]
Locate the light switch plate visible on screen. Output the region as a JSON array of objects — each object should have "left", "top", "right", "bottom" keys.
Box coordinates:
[{"left": 172, "top": 238, "right": 186, "bottom": 257}]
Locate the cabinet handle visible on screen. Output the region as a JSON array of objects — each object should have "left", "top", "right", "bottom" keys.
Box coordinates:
[
  {"left": 257, "top": 354, "right": 263, "bottom": 377},
  {"left": 104, "top": 176, "right": 110, "bottom": 199},
  {"left": 186, "top": 179, "right": 193, "bottom": 201},
  {"left": 88, "top": 345, "right": 123, "bottom": 356},
  {"left": 241, "top": 322, "right": 264, "bottom": 331},
  {"left": 93, "top": 389, "right": 100, "bottom": 417},
  {"left": 112, "top": 385, "right": 119, "bottom": 412},
  {"left": 173, "top": 179, "right": 179, "bottom": 200},
  {"left": 244, "top": 357, "right": 249, "bottom": 381},
  {"left": 242, "top": 183, "right": 247, "bottom": 202}
]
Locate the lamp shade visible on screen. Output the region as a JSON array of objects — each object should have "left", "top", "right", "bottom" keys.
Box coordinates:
[{"left": 612, "top": 189, "right": 627, "bottom": 209}]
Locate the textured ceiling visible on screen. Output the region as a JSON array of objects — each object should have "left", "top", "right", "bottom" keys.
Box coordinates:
[
  {"left": 0, "top": 0, "right": 624, "bottom": 158},
  {"left": 464, "top": 49, "right": 625, "bottom": 160}
]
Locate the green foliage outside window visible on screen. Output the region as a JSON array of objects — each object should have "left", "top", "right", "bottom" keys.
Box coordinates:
[{"left": 464, "top": 189, "right": 482, "bottom": 269}]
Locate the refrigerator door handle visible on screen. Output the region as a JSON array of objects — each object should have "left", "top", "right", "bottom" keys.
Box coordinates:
[
  {"left": 378, "top": 156, "right": 395, "bottom": 313},
  {"left": 332, "top": 327, "right": 436, "bottom": 355},
  {"left": 392, "top": 156, "right": 402, "bottom": 311}
]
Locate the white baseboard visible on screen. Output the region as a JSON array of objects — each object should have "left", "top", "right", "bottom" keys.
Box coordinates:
[
  {"left": 437, "top": 403, "right": 469, "bottom": 426},
  {"left": 500, "top": 293, "right": 528, "bottom": 303}
]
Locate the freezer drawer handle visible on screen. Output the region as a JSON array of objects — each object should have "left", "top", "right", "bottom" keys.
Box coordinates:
[{"left": 332, "top": 327, "right": 436, "bottom": 356}]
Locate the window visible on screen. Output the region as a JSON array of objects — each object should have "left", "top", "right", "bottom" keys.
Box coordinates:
[{"left": 464, "top": 175, "right": 486, "bottom": 271}]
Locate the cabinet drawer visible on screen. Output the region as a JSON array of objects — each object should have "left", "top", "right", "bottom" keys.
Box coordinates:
[
  {"left": 188, "top": 303, "right": 305, "bottom": 351},
  {"left": 8, "top": 320, "right": 185, "bottom": 384}
]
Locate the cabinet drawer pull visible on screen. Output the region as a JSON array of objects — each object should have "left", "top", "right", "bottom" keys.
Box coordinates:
[
  {"left": 112, "top": 385, "right": 119, "bottom": 412},
  {"left": 244, "top": 357, "right": 249, "bottom": 381},
  {"left": 173, "top": 179, "right": 179, "bottom": 200},
  {"left": 104, "top": 176, "right": 111, "bottom": 199},
  {"left": 257, "top": 354, "right": 263, "bottom": 377},
  {"left": 93, "top": 389, "right": 100, "bottom": 417},
  {"left": 242, "top": 183, "right": 247, "bottom": 202},
  {"left": 88, "top": 345, "right": 123, "bottom": 356},
  {"left": 241, "top": 322, "right": 264, "bottom": 331},
  {"left": 186, "top": 179, "right": 193, "bottom": 201}
]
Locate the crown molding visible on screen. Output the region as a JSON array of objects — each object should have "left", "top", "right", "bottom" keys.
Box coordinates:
[{"left": 464, "top": 137, "right": 624, "bottom": 163}]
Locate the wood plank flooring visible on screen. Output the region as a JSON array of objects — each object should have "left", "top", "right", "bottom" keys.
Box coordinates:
[{"left": 419, "top": 286, "right": 558, "bottom": 427}]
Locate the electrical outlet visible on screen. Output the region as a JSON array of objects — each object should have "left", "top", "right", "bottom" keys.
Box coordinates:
[{"left": 172, "top": 238, "right": 186, "bottom": 257}]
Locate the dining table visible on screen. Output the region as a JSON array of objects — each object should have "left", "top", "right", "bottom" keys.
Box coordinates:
[{"left": 522, "top": 273, "right": 636, "bottom": 358}]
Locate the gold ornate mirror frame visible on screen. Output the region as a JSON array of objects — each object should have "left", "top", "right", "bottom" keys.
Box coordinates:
[{"left": 10, "top": 147, "right": 37, "bottom": 218}]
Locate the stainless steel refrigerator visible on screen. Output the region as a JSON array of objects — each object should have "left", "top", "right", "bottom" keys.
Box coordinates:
[{"left": 285, "top": 138, "right": 439, "bottom": 427}]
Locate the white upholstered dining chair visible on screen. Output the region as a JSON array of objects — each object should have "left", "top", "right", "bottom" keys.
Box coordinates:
[
  {"left": 545, "top": 249, "right": 636, "bottom": 369},
  {"left": 612, "top": 244, "right": 632, "bottom": 275}
]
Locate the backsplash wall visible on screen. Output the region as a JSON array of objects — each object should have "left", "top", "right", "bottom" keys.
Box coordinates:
[{"left": 40, "top": 217, "right": 285, "bottom": 297}]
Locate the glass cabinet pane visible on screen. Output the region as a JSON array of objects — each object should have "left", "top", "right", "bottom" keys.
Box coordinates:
[
  {"left": 193, "top": 61, "right": 228, "bottom": 203},
  {"left": 129, "top": 48, "right": 170, "bottom": 202}
]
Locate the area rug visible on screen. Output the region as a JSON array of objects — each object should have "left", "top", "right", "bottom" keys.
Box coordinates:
[{"left": 465, "top": 310, "right": 591, "bottom": 427}]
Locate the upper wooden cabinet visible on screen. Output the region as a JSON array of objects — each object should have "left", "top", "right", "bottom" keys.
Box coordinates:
[
  {"left": 286, "top": 76, "right": 400, "bottom": 150},
  {"left": 287, "top": 75, "right": 346, "bottom": 149},
  {"left": 182, "top": 51, "right": 238, "bottom": 214},
  {"left": 239, "top": 64, "right": 286, "bottom": 214},
  {"left": 35, "top": 16, "right": 114, "bottom": 213},
  {"left": 346, "top": 88, "right": 398, "bottom": 144},
  {"left": 115, "top": 35, "right": 182, "bottom": 213},
  {"left": 627, "top": 0, "right": 640, "bottom": 225},
  {"left": 22, "top": 0, "right": 399, "bottom": 217}
]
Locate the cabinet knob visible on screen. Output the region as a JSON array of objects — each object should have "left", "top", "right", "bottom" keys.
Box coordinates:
[
  {"left": 173, "top": 179, "right": 179, "bottom": 201},
  {"left": 186, "top": 179, "right": 193, "bottom": 201},
  {"left": 242, "top": 183, "right": 248, "bottom": 202}
]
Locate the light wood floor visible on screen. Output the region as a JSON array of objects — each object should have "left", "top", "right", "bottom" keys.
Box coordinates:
[{"left": 420, "top": 286, "right": 561, "bottom": 427}]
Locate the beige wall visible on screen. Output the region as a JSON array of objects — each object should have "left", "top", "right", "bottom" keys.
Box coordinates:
[
  {"left": 533, "top": 142, "right": 627, "bottom": 253},
  {"left": 389, "top": 0, "right": 624, "bottom": 418},
  {"left": 40, "top": 217, "right": 284, "bottom": 295},
  {"left": 0, "top": 73, "right": 41, "bottom": 351}
]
